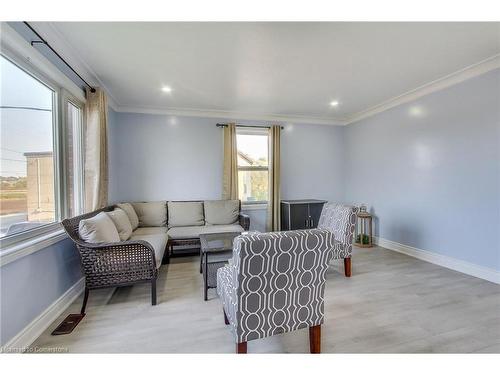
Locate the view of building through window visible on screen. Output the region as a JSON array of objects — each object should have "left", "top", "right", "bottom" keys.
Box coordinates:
[
  {"left": 0, "top": 55, "right": 56, "bottom": 237},
  {"left": 236, "top": 130, "right": 269, "bottom": 203}
]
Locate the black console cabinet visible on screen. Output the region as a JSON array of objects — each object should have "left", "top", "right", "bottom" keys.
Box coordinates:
[{"left": 280, "top": 199, "right": 327, "bottom": 231}]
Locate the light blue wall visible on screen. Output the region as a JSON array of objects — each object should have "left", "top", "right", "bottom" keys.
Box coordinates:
[
  {"left": 108, "top": 112, "right": 224, "bottom": 202},
  {"left": 281, "top": 123, "right": 345, "bottom": 201},
  {"left": 108, "top": 110, "right": 345, "bottom": 232},
  {"left": 0, "top": 239, "right": 82, "bottom": 345},
  {"left": 344, "top": 69, "right": 500, "bottom": 270}
]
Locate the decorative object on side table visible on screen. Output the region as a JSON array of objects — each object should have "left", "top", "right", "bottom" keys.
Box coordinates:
[{"left": 355, "top": 205, "right": 373, "bottom": 248}]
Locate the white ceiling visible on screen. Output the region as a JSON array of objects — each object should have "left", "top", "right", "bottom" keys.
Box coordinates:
[{"left": 40, "top": 22, "right": 500, "bottom": 124}]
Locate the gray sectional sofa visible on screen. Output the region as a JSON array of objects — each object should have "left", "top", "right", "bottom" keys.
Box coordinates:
[
  {"left": 62, "top": 199, "right": 250, "bottom": 308},
  {"left": 126, "top": 199, "right": 250, "bottom": 258}
]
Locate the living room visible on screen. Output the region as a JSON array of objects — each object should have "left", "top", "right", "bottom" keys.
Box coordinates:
[{"left": 0, "top": 1, "right": 499, "bottom": 373}]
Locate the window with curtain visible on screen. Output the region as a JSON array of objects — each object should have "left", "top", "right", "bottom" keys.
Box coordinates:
[
  {"left": 236, "top": 127, "right": 269, "bottom": 204},
  {"left": 0, "top": 54, "right": 84, "bottom": 246}
]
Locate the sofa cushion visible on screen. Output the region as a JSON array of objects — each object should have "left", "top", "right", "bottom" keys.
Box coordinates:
[
  {"left": 106, "top": 208, "right": 133, "bottom": 241},
  {"left": 167, "top": 201, "right": 204, "bottom": 227},
  {"left": 167, "top": 224, "right": 244, "bottom": 239},
  {"left": 167, "top": 225, "right": 205, "bottom": 239},
  {"left": 201, "top": 224, "right": 245, "bottom": 235},
  {"left": 204, "top": 200, "right": 239, "bottom": 225},
  {"left": 130, "top": 233, "right": 168, "bottom": 269},
  {"left": 117, "top": 203, "right": 139, "bottom": 230},
  {"left": 132, "top": 227, "right": 168, "bottom": 236},
  {"left": 79, "top": 212, "right": 120, "bottom": 244},
  {"left": 132, "top": 201, "right": 167, "bottom": 227}
]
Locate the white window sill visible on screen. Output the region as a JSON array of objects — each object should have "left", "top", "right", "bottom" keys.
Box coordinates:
[
  {"left": 241, "top": 203, "right": 268, "bottom": 211},
  {"left": 0, "top": 228, "right": 68, "bottom": 267}
]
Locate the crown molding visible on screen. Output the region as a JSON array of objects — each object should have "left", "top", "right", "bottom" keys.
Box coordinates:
[
  {"left": 114, "top": 105, "right": 348, "bottom": 126},
  {"left": 345, "top": 54, "right": 500, "bottom": 125}
]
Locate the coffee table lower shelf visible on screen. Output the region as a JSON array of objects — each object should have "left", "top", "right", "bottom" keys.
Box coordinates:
[
  {"left": 200, "top": 232, "right": 241, "bottom": 301},
  {"left": 203, "top": 260, "right": 229, "bottom": 300}
]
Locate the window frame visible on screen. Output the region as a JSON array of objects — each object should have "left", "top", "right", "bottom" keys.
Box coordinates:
[
  {"left": 0, "top": 51, "right": 85, "bottom": 253},
  {"left": 61, "top": 90, "right": 86, "bottom": 218},
  {"left": 236, "top": 126, "right": 270, "bottom": 207}
]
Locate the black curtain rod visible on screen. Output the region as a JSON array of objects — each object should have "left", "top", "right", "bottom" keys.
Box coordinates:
[
  {"left": 23, "top": 22, "right": 96, "bottom": 93},
  {"left": 216, "top": 123, "right": 284, "bottom": 129}
]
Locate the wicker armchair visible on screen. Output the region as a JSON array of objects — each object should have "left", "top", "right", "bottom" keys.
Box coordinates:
[{"left": 62, "top": 206, "right": 161, "bottom": 314}]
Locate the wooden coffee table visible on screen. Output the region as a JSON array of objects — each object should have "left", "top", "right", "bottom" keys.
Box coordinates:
[{"left": 199, "top": 232, "right": 241, "bottom": 301}]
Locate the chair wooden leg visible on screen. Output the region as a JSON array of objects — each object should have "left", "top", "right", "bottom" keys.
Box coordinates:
[
  {"left": 309, "top": 325, "right": 321, "bottom": 354},
  {"left": 223, "top": 310, "right": 229, "bottom": 325},
  {"left": 236, "top": 342, "right": 247, "bottom": 354},
  {"left": 80, "top": 287, "right": 89, "bottom": 315},
  {"left": 151, "top": 278, "right": 157, "bottom": 306},
  {"left": 344, "top": 257, "right": 352, "bottom": 277}
]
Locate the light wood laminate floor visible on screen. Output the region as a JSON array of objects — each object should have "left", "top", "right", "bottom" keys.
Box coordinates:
[{"left": 31, "top": 246, "right": 500, "bottom": 353}]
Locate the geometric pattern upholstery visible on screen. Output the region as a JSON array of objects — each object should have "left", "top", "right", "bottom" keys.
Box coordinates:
[
  {"left": 217, "top": 229, "right": 335, "bottom": 343},
  {"left": 317, "top": 202, "right": 359, "bottom": 260}
]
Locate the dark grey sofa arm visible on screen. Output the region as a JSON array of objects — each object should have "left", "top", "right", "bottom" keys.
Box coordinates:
[
  {"left": 239, "top": 213, "right": 250, "bottom": 231},
  {"left": 76, "top": 240, "right": 157, "bottom": 288},
  {"left": 62, "top": 208, "right": 159, "bottom": 289}
]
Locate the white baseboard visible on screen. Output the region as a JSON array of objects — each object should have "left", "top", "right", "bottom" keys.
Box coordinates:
[
  {"left": 374, "top": 236, "right": 500, "bottom": 284},
  {"left": 1, "top": 277, "right": 85, "bottom": 352}
]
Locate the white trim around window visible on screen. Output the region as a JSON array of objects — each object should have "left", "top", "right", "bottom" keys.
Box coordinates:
[
  {"left": 0, "top": 227, "right": 67, "bottom": 267},
  {"left": 0, "top": 46, "right": 85, "bottom": 266}
]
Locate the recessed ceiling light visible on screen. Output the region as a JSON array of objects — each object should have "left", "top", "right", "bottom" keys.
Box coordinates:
[
  {"left": 330, "top": 100, "right": 339, "bottom": 107},
  {"left": 161, "top": 86, "right": 172, "bottom": 93}
]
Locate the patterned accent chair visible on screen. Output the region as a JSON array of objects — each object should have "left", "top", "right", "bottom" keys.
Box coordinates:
[
  {"left": 217, "top": 229, "right": 335, "bottom": 353},
  {"left": 317, "top": 202, "right": 359, "bottom": 277}
]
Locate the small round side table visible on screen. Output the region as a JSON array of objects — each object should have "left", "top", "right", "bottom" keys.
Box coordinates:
[{"left": 355, "top": 210, "right": 373, "bottom": 248}]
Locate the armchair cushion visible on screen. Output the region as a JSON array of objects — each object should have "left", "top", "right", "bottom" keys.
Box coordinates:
[
  {"left": 117, "top": 203, "right": 139, "bottom": 230},
  {"left": 132, "top": 201, "right": 167, "bottom": 227},
  {"left": 167, "top": 201, "right": 204, "bottom": 227},
  {"left": 204, "top": 200, "right": 239, "bottom": 225},
  {"left": 107, "top": 208, "right": 133, "bottom": 241},
  {"left": 78, "top": 212, "right": 121, "bottom": 244}
]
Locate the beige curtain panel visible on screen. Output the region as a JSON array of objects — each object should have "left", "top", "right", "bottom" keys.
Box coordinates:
[
  {"left": 84, "top": 88, "right": 109, "bottom": 212},
  {"left": 268, "top": 125, "right": 281, "bottom": 231},
  {"left": 222, "top": 123, "right": 238, "bottom": 200}
]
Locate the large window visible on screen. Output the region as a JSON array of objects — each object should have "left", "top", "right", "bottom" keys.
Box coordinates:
[
  {"left": 0, "top": 54, "right": 84, "bottom": 244},
  {"left": 236, "top": 127, "right": 269, "bottom": 204}
]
